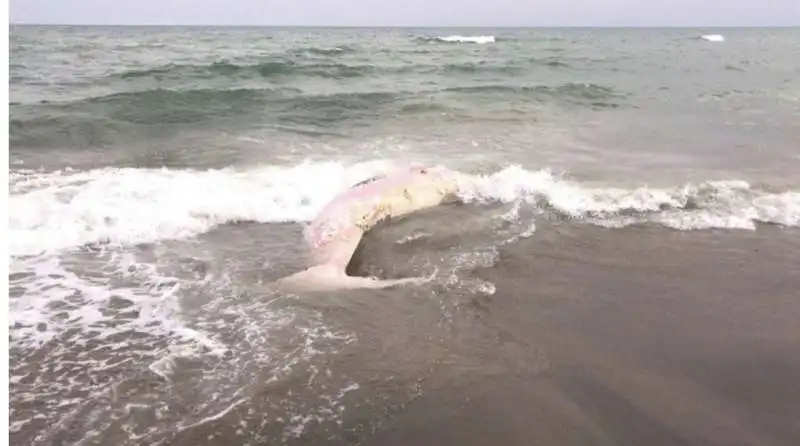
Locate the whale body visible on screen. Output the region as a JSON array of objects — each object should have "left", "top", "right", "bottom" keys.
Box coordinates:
[{"left": 273, "top": 166, "right": 466, "bottom": 292}]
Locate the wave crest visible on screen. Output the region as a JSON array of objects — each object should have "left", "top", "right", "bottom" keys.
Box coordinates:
[
  {"left": 443, "top": 83, "right": 624, "bottom": 108},
  {"left": 117, "top": 59, "right": 373, "bottom": 81},
  {"left": 459, "top": 165, "right": 799, "bottom": 231},
  {"left": 436, "top": 35, "right": 496, "bottom": 44},
  {"left": 9, "top": 162, "right": 798, "bottom": 257}
]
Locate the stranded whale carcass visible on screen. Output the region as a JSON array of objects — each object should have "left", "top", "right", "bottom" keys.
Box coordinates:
[{"left": 273, "top": 165, "right": 468, "bottom": 292}]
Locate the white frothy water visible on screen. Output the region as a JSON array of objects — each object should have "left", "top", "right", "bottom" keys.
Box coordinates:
[
  {"left": 437, "top": 35, "right": 496, "bottom": 44},
  {"left": 700, "top": 34, "right": 725, "bottom": 42},
  {"left": 9, "top": 159, "right": 799, "bottom": 443},
  {"left": 9, "top": 160, "right": 395, "bottom": 257},
  {"left": 458, "top": 165, "right": 799, "bottom": 231},
  {"left": 12, "top": 161, "right": 797, "bottom": 259}
]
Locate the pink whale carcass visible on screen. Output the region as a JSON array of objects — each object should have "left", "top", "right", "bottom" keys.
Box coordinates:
[{"left": 274, "top": 165, "right": 467, "bottom": 292}]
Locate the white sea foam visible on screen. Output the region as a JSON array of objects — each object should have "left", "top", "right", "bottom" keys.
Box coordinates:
[
  {"left": 700, "top": 34, "right": 725, "bottom": 42},
  {"left": 458, "top": 165, "right": 799, "bottom": 231},
  {"left": 10, "top": 248, "right": 358, "bottom": 444},
  {"left": 12, "top": 161, "right": 796, "bottom": 261},
  {"left": 8, "top": 160, "right": 394, "bottom": 257},
  {"left": 437, "top": 35, "right": 495, "bottom": 44}
]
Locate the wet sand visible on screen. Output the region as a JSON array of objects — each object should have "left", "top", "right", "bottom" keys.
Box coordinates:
[
  {"left": 10, "top": 220, "right": 800, "bottom": 446},
  {"left": 349, "top": 223, "right": 800, "bottom": 446}
]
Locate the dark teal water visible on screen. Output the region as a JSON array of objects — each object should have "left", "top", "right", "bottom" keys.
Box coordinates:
[{"left": 10, "top": 26, "right": 800, "bottom": 179}]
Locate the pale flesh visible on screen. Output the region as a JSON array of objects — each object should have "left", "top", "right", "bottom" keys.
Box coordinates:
[{"left": 273, "top": 166, "right": 465, "bottom": 293}]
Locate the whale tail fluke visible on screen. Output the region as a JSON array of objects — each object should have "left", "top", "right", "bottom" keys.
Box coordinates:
[{"left": 273, "top": 263, "right": 435, "bottom": 293}]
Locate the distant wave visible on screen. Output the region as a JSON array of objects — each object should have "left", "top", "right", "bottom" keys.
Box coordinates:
[
  {"left": 699, "top": 34, "right": 724, "bottom": 42},
  {"left": 112, "top": 57, "right": 576, "bottom": 84},
  {"left": 9, "top": 88, "right": 402, "bottom": 146},
  {"left": 10, "top": 81, "right": 625, "bottom": 147},
  {"left": 438, "top": 35, "right": 495, "bottom": 44},
  {"left": 444, "top": 83, "right": 625, "bottom": 108},
  {"left": 441, "top": 58, "right": 570, "bottom": 74},
  {"left": 290, "top": 45, "right": 356, "bottom": 56},
  {"left": 442, "top": 62, "right": 522, "bottom": 75},
  {"left": 116, "top": 60, "right": 375, "bottom": 81},
  {"left": 12, "top": 86, "right": 396, "bottom": 126},
  {"left": 417, "top": 35, "right": 496, "bottom": 44}
]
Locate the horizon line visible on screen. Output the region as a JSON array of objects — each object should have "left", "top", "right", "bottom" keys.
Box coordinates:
[{"left": 9, "top": 22, "right": 799, "bottom": 28}]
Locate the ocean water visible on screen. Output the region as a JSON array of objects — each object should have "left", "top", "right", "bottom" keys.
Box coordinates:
[{"left": 8, "top": 26, "right": 800, "bottom": 445}]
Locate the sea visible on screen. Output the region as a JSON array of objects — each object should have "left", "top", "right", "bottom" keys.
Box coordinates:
[{"left": 8, "top": 25, "right": 800, "bottom": 446}]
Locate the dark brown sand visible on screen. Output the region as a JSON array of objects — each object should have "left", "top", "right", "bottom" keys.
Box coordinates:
[{"left": 352, "top": 223, "right": 800, "bottom": 446}]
